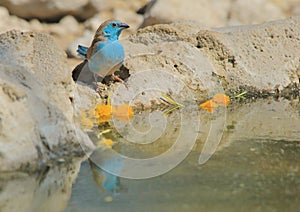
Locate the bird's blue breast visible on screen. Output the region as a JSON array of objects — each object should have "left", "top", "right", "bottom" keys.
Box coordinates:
[{"left": 88, "top": 40, "right": 125, "bottom": 77}]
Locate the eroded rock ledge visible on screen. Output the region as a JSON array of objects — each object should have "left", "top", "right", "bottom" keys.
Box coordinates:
[
  {"left": 0, "top": 30, "right": 94, "bottom": 172},
  {"left": 107, "top": 16, "right": 300, "bottom": 106}
]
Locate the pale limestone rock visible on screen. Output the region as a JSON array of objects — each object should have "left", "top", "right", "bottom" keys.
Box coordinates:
[
  {"left": 0, "top": 0, "right": 90, "bottom": 20},
  {"left": 228, "top": 0, "right": 286, "bottom": 26},
  {"left": 0, "top": 30, "right": 94, "bottom": 171},
  {"left": 106, "top": 17, "right": 300, "bottom": 106},
  {"left": 0, "top": 0, "right": 148, "bottom": 21},
  {"left": 141, "top": 0, "right": 298, "bottom": 28},
  {"left": 142, "top": 0, "right": 231, "bottom": 27}
]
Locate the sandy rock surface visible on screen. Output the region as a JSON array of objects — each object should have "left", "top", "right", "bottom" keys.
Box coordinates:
[
  {"left": 0, "top": 0, "right": 92, "bottom": 21},
  {"left": 142, "top": 0, "right": 300, "bottom": 27},
  {"left": 1, "top": 0, "right": 299, "bottom": 60},
  {"left": 0, "top": 30, "right": 94, "bottom": 171},
  {"left": 0, "top": 0, "right": 148, "bottom": 21},
  {"left": 105, "top": 17, "right": 300, "bottom": 106}
]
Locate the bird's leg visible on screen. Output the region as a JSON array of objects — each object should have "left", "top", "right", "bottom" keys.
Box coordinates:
[
  {"left": 111, "top": 73, "right": 123, "bottom": 83},
  {"left": 112, "top": 73, "right": 128, "bottom": 88}
]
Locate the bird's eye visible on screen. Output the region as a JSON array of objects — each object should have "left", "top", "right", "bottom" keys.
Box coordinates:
[{"left": 112, "top": 23, "right": 117, "bottom": 27}]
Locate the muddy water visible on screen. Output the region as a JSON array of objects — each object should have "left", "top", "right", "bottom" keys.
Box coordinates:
[{"left": 1, "top": 99, "right": 300, "bottom": 212}]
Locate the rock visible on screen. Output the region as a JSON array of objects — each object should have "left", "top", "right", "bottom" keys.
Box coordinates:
[
  {"left": 48, "top": 15, "right": 82, "bottom": 51},
  {"left": 0, "top": 30, "right": 94, "bottom": 171},
  {"left": 29, "top": 19, "right": 45, "bottom": 32},
  {"left": 66, "top": 30, "right": 93, "bottom": 58},
  {"left": 84, "top": 15, "right": 103, "bottom": 32},
  {"left": 271, "top": 0, "right": 300, "bottom": 16},
  {"left": 208, "top": 17, "right": 300, "bottom": 90},
  {"left": 112, "top": 9, "right": 144, "bottom": 36},
  {"left": 228, "top": 0, "right": 286, "bottom": 26},
  {"left": 0, "top": 0, "right": 92, "bottom": 21},
  {"left": 141, "top": 0, "right": 298, "bottom": 28},
  {"left": 0, "top": 0, "right": 148, "bottom": 21},
  {"left": 73, "top": 83, "right": 102, "bottom": 112},
  {"left": 89, "top": 0, "right": 149, "bottom": 14},
  {"left": 107, "top": 17, "right": 300, "bottom": 106},
  {"left": 53, "top": 15, "right": 80, "bottom": 35},
  {"left": 0, "top": 7, "right": 81, "bottom": 52},
  {"left": 141, "top": 0, "right": 231, "bottom": 27},
  {"left": 0, "top": 7, "right": 33, "bottom": 33}
]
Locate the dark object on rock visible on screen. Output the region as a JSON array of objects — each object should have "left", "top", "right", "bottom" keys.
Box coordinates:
[{"left": 137, "top": 0, "right": 157, "bottom": 15}]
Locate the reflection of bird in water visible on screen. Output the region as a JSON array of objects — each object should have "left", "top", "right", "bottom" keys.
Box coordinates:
[
  {"left": 72, "top": 20, "right": 129, "bottom": 85},
  {"left": 89, "top": 155, "right": 124, "bottom": 194}
]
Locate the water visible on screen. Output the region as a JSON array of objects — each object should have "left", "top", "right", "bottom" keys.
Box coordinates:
[
  {"left": 0, "top": 98, "right": 300, "bottom": 211},
  {"left": 66, "top": 140, "right": 300, "bottom": 212}
]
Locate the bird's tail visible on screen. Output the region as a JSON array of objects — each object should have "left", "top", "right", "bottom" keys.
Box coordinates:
[{"left": 77, "top": 45, "right": 88, "bottom": 59}]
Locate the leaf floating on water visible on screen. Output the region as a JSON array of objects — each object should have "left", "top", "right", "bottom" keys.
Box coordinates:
[
  {"left": 113, "top": 104, "right": 134, "bottom": 122},
  {"left": 81, "top": 103, "right": 136, "bottom": 125},
  {"left": 97, "top": 137, "right": 115, "bottom": 148},
  {"left": 212, "top": 94, "right": 230, "bottom": 106},
  {"left": 199, "top": 93, "right": 230, "bottom": 113},
  {"left": 95, "top": 104, "right": 113, "bottom": 123},
  {"left": 199, "top": 100, "right": 218, "bottom": 113}
]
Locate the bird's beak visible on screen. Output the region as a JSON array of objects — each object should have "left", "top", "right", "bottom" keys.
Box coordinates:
[{"left": 120, "top": 23, "right": 130, "bottom": 29}]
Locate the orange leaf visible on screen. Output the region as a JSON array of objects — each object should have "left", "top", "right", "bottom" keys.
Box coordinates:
[
  {"left": 95, "top": 104, "right": 113, "bottom": 123},
  {"left": 200, "top": 100, "right": 218, "bottom": 113},
  {"left": 113, "top": 104, "right": 134, "bottom": 122},
  {"left": 212, "top": 94, "right": 230, "bottom": 106},
  {"left": 97, "top": 137, "right": 114, "bottom": 148}
]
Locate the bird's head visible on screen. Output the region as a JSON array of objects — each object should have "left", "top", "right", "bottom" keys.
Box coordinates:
[{"left": 98, "top": 20, "right": 130, "bottom": 41}]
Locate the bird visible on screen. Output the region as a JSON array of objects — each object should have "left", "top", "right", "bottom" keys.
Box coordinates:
[{"left": 72, "top": 20, "right": 129, "bottom": 84}]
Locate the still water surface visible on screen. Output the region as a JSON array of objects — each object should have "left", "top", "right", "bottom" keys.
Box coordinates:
[
  {"left": 66, "top": 139, "right": 300, "bottom": 212},
  {"left": 66, "top": 98, "right": 300, "bottom": 211},
  {"left": 0, "top": 99, "right": 299, "bottom": 212}
]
